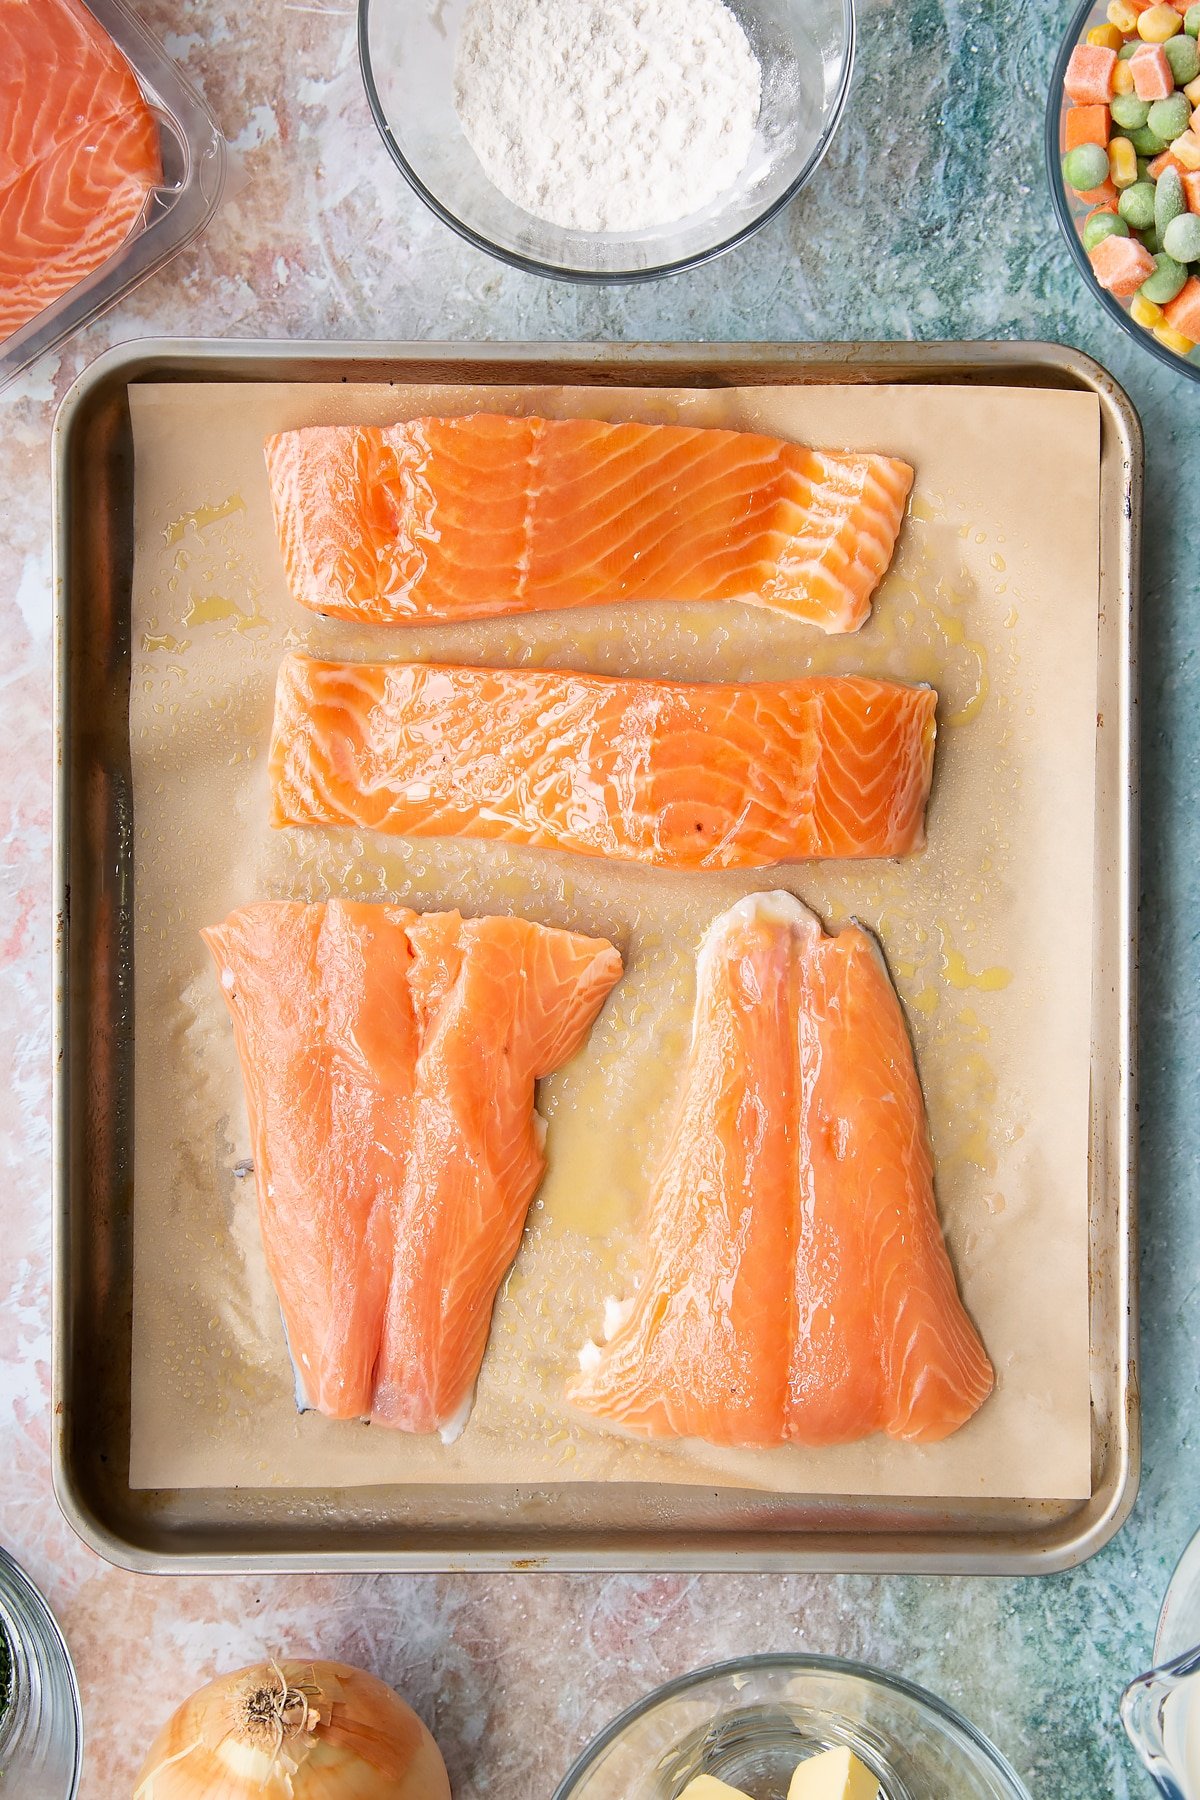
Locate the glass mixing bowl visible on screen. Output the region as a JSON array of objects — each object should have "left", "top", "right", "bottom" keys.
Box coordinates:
[
  {"left": 1120, "top": 1526, "right": 1200, "bottom": 1799},
  {"left": 1046, "top": 0, "right": 1200, "bottom": 384},
  {"left": 552, "top": 1655, "right": 1032, "bottom": 1800},
  {"left": 0, "top": 1549, "right": 82, "bottom": 1800},
  {"left": 358, "top": 0, "right": 855, "bottom": 282}
]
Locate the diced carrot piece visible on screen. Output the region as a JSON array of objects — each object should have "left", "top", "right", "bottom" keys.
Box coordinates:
[
  {"left": 1131, "top": 43, "right": 1175, "bottom": 98},
  {"left": 1065, "top": 43, "right": 1118, "bottom": 103},
  {"left": 1089, "top": 233, "right": 1158, "bottom": 295},
  {"left": 1066, "top": 104, "right": 1112, "bottom": 150},
  {"left": 1079, "top": 176, "right": 1121, "bottom": 206},
  {"left": 1164, "top": 274, "right": 1200, "bottom": 337},
  {"left": 1149, "top": 148, "right": 1189, "bottom": 178},
  {"left": 1183, "top": 170, "right": 1200, "bottom": 212}
]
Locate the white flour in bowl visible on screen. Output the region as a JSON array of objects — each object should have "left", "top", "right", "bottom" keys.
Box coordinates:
[{"left": 452, "top": 0, "right": 762, "bottom": 233}]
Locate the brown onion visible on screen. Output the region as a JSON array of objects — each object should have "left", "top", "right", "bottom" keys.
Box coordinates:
[{"left": 133, "top": 1657, "right": 451, "bottom": 1799}]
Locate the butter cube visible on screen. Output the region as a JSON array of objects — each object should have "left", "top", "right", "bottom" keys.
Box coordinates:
[
  {"left": 787, "top": 1746, "right": 880, "bottom": 1800},
  {"left": 677, "top": 1778, "right": 752, "bottom": 1800}
]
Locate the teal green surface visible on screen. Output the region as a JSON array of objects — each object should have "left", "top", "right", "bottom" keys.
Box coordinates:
[{"left": 8, "top": 0, "right": 1195, "bottom": 1793}]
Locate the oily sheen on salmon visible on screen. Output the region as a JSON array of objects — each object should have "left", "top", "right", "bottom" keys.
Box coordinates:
[
  {"left": 0, "top": 0, "right": 162, "bottom": 342},
  {"left": 264, "top": 414, "right": 914, "bottom": 633},
  {"left": 269, "top": 657, "right": 938, "bottom": 870},
  {"left": 569, "top": 893, "right": 993, "bottom": 1447},
  {"left": 203, "top": 901, "right": 622, "bottom": 1435}
]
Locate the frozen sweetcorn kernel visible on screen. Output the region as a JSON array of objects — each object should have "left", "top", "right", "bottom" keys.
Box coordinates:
[
  {"left": 1131, "top": 291, "right": 1165, "bottom": 322},
  {"left": 1154, "top": 318, "right": 1197, "bottom": 346},
  {"left": 1112, "top": 134, "right": 1140, "bottom": 182},
  {"left": 1139, "top": 3, "right": 1186, "bottom": 39}
]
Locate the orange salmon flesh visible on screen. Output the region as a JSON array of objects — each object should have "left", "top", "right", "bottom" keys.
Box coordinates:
[
  {"left": 0, "top": 0, "right": 162, "bottom": 343},
  {"left": 568, "top": 892, "right": 994, "bottom": 1448},
  {"left": 264, "top": 414, "right": 914, "bottom": 633},
  {"left": 202, "top": 901, "right": 623, "bottom": 1436},
  {"left": 269, "top": 657, "right": 938, "bottom": 870}
]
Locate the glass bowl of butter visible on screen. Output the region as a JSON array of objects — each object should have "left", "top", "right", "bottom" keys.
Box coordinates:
[
  {"left": 358, "top": 0, "right": 855, "bottom": 282},
  {"left": 552, "top": 1655, "right": 1032, "bottom": 1800}
]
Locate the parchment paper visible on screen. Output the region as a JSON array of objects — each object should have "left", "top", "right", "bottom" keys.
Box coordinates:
[{"left": 127, "top": 378, "right": 1099, "bottom": 1500}]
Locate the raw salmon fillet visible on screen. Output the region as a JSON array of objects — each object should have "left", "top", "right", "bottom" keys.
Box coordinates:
[
  {"left": 263, "top": 415, "right": 914, "bottom": 633},
  {"left": 0, "top": 0, "right": 162, "bottom": 343},
  {"left": 202, "top": 900, "right": 623, "bottom": 1435},
  {"left": 568, "top": 893, "right": 993, "bottom": 1447},
  {"left": 269, "top": 657, "right": 938, "bottom": 870}
]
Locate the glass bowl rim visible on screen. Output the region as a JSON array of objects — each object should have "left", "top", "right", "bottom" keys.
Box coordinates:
[
  {"left": 550, "top": 1650, "right": 1033, "bottom": 1799},
  {"left": 1045, "top": 0, "right": 1200, "bottom": 384},
  {"left": 0, "top": 1545, "right": 83, "bottom": 1796},
  {"left": 356, "top": 0, "right": 857, "bottom": 284}
]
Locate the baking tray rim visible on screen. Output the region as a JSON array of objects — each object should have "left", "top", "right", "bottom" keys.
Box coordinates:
[{"left": 50, "top": 335, "right": 1140, "bottom": 1575}]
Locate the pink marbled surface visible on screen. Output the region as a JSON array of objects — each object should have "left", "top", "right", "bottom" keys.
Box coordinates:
[{"left": 0, "top": 1, "right": 1167, "bottom": 1795}]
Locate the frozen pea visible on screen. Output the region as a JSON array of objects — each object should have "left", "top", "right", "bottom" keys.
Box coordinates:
[
  {"left": 1141, "top": 251, "right": 1189, "bottom": 300},
  {"left": 1148, "top": 92, "right": 1192, "bottom": 141},
  {"left": 1164, "top": 211, "right": 1200, "bottom": 259},
  {"left": 1165, "top": 32, "right": 1200, "bottom": 80},
  {"left": 1118, "top": 37, "right": 1143, "bottom": 56},
  {"left": 1119, "top": 179, "right": 1158, "bottom": 227},
  {"left": 1083, "top": 211, "right": 1131, "bottom": 249},
  {"left": 1128, "top": 124, "right": 1169, "bottom": 153},
  {"left": 1063, "top": 143, "right": 1112, "bottom": 190},
  {"left": 1156, "top": 165, "right": 1186, "bottom": 234},
  {"left": 1142, "top": 224, "right": 1162, "bottom": 254},
  {"left": 1186, "top": 3, "right": 1200, "bottom": 35},
  {"left": 1111, "top": 93, "right": 1152, "bottom": 129},
  {"left": 1138, "top": 155, "right": 1154, "bottom": 179}
]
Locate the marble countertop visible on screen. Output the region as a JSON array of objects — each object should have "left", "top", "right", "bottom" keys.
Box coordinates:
[{"left": 1, "top": 0, "right": 1195, "bottom": 1794}]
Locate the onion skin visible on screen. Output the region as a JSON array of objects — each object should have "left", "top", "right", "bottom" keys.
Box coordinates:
[{"left": 133, "top": 1659, "right": 452, "bottom": 1799}]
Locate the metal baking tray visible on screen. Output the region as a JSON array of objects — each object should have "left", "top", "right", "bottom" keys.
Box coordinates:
[{"left": 51, "top": 339, "right": 1140, "bottom": 1574}]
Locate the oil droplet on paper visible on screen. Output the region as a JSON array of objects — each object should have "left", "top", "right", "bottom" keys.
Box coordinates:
[
  {"left": 183, "top": 592, "right": 269, "bottom": 633},
  {"left": 942, "top": 946, "right": 1013, "bottom": 992},
  {"left": 163, "top": 493, "right": 246, "bottom": 545}
]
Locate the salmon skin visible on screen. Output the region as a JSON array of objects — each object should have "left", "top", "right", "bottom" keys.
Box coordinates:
[
  {"left": 0, "top": 0, "right": 162, "bottom": 344},
  {"left": 568, "top": 893, "right": 993, "bottom": 1448},
  {"left": 202, "top": 900, "right": 623, "bottom": 1437},
  {"left": 269, "top": 656, "right": 938, "bottom": 870},
  {"left": 263, "top": 415, "right": 914, "bottom": 633}
]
